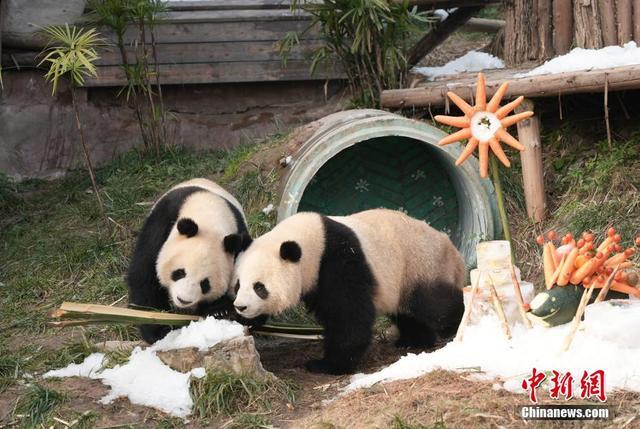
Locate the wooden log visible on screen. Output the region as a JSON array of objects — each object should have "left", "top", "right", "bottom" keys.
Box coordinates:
[
  {"left": 595, "top": 265, "right": 621, "bottom": 302},
  {"left": 634, "top": 0, "right": 640, "bottom": 42},
  {"left": 599, "top": 0, "right": 618, "bottom": 46},
  {"left": 516, "top": 99, "right": 545, "bottom": 222},
  {"left": 461, "top": 17, "right": 504, "bottom": 33},
  {"left": 408, "top": 0, "right": 498, "bottom": 8},
  {"left": 553, "top": 0, "right": 574, "bottom": 54},
  {"left": 573, "top": 0, "right": 604, "bottom": 49},
  {"left": 407, "top": 7, "right": 481, "bottom": 67},
  {"left": 381, "top": 64, "right": 640, "bottom": 108},
  {"left": 561, "top": 281, "right": 597, "bottom": 352},
  {"left": 487, "top": 274, "right": 512, "bottom": 339},
  {"left": 511, "top": 264, "right": 533, "bottom": 328},
  {"left": 505, "top": 0, "right": 552, "bottom": 66},
  {"left": 616, "top": 0, "right": 633, "bottom": 44}
]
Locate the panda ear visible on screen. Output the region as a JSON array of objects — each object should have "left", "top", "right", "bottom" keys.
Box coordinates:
[
  {"left": 177, "top": 218, "right": 198, "bottom": 237},
  {"left": 224, "top": 232, "right": 253, "bottom": 255},
  {"left": 280, "top": 241, "right": 301, "bottom": 263}
]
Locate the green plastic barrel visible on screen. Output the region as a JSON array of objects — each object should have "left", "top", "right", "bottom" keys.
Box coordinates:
[{"left": 277, "top": 109, "right": 500, "bottom": 267}]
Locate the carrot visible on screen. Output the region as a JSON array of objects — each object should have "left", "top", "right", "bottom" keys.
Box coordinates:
[
  {"left": 583, "top": 232, "right": 594, "bottom": 242},
  {"left": 548, "top": 241, "right": 561, "bottom": 265},
  {"left": 548, "top": 230, "right": 557, "bottom": 241},
  {"left": 635, "top": 236, "right": 640, "bottom": 247},
  {"left": 558, "top": 247, "right": 579, "bottom": 286},
  {"left": 607, "top": 227, "right": 616, "bottom": 237},
  {"left": 610, "top": 281, "right": 640, "bottom": 298},
  {"left": 536, "top": 235, "right": 545, "bottom": 245},
  {"left": 575, "top": 254, "right": 589, "bottom": 268},
  {"left": 579, "top": 242, "right": 593, "bottom": 254},
  {"left": 604, "top": 248, "right": 635, "bottom": 267},
  {"left": 544, "top": 243, "right": 557, "bottom": 289},
  {"left": 570, "top": 253, "right": 603, "bottom": 285},
  {"left": 550, "top": 254, "right": 567, "bottom": 287}
]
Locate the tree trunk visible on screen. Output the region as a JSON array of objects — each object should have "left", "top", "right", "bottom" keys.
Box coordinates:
[
  {"left": 504, "top": 0, "right": 554, "bottom": 66},
  {"left": 634, "top": 0, "right": 640, "bottom": 42},
  {"left": 553, "top": 0, "right": 574, "bottom": 54},
  {"left": 573, "top": 0, "right": 604, "bottom": 49}
]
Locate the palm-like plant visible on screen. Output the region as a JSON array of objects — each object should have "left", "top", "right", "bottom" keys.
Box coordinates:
[{"left": 39, "top": 25, "right": 107, "bottom": 218}]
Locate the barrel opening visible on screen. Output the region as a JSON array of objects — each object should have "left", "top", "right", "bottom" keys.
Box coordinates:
[{"left": 297, "top": 136, "right": 462, "bottom": 244}]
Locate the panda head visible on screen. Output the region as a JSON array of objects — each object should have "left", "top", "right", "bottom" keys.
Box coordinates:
[
  {"left": 156, "top": 217, "right": 251, "bottom": 310},
  {"left": 231, "top": 239, "right": 303, "bottom": 319}
]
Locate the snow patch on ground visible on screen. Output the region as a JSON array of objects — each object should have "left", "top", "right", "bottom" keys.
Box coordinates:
[
  {"left": 413, "top": 51, "right": 504, "bottom": 80},
  {"left": 43, "top": 317, "right": 244, "bottom": 417},
  {"left": 519, "top": 42, "right": 640, "bottom": 77},
  {"left": 151, "top": 317, "right": 244, "bottom": 352},
  {"left": 44, "top": 353, "right": 105, "bottom": 378},
  {"left": 345, "top": 300, "right": 640, "bottom": 395}
]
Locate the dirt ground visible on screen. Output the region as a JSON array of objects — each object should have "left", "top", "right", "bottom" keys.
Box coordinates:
[{"left": 2, "top": 330, "right": 638, "bottom": 429}]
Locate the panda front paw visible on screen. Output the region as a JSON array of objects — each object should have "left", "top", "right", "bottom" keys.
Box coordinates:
[
  {"left": 305, "top": 359, "right": 331, "bottom": 374},
  {"left": 305, "top": 359, "right": 353, "bottom": 375}
]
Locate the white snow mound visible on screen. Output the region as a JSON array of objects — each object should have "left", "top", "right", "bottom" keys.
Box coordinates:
[
  {"left": 413, "top": 51, "right": 505, "bottom": 80},
  {"left": 43, "top": 317, "right": 244, "bottom": 417},
  {"left": 519, "top": 42, "right": 640, "bottom": 77},
  {"left": 346, "top": 300, "right": 640, "bottom": 395}
]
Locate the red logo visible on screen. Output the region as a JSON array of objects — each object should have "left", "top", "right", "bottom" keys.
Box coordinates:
[{"left": 522, "top": 369, "right": 607, "bottom": 403}]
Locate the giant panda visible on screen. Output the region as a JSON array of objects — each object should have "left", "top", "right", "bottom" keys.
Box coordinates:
[
  {"left": 231, "top": 208, "right": 466, "bottom": 375},
  {"left": 127, "top": 178, "right": 251, "bottom": 344}
]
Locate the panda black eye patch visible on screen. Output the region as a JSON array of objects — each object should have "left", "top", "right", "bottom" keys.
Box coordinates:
[
  {"left": 234, "top": 280, "right": 240, "bottom": 295},
  {"left": 171, "top": 269, "right": 186, "bottom": 281},
  {"left": 253, "top": 282, "right": 269, "bottom": 299},
  {"left": 200, "top": 278, "right": 211, "bottom": 294}
]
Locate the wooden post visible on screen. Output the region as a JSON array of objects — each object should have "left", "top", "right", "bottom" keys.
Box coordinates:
[
  {"left": 634, "top": 0, "right": 640, "bottom": 42},
  {"left": 516, "top": 99, "right": 546, "bottom": 222},
  {"left": 599, "top": 0, "right": 618, "bottom": 46},
  {"left": 553, "top": 0, "right": 574, "bottom": 54},
  {"left": 573, "top": 0, "right": 604, "bottom": 49},
  {"left": 616, "top": 0, "right": 633, "bottom": 44},
  {"left": 538, "top": 0, "right": 554, "bottom": 59}
]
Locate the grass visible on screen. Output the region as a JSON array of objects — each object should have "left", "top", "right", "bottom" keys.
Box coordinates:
[
  {"left": 14, "top": 384, "right": 66, "bottom": 428},
  {"left": 227, "top": 413, "right": 275, "bottom": 429},
  {"left": 190, "top": 370, "right": 295, "bottom": 418},
  {"left": 391, "top": 416, "right": 448, "bottom": 429}
]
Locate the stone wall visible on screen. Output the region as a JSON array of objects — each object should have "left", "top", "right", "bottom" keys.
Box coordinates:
[{"left": 0, "top": 69, "right": 343, "bottom": 179}]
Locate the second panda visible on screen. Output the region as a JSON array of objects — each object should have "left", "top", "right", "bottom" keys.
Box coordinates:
[{"left": 231, "top": 208, "right": 466, "bottom": 375}]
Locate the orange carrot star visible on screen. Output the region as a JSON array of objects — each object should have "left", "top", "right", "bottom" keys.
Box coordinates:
[{"left": 434, "top": 73, "right": 534, "bottom": 178}]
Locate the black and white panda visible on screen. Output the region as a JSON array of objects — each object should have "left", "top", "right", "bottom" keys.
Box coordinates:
[
  {"left": 231, "top": 208, "right": 466, "bottom": 375},
  {"left": 128, "top": 178, "right": 251, "bottom": 344}
]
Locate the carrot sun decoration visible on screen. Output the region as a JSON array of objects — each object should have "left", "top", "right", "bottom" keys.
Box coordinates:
[{"left": 434, "top": 73, "right": 534, "bottom": 179}]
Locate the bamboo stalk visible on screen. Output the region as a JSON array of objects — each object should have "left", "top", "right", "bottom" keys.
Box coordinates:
[
  {"left": 510, "top": 264, "right": 532, "bottom": 328},
  {"left": 455, "top": 271, "right": 482, "bottom": 342},
  {"left": 487, "top": 274, "right": 512, "bottom": 340},
  {"left": 595, "top": 265, "right": 621, "bottom": 303},
  {"left": 562, "top": 281, "right": 598, "bottom": 352},
  {"left": 489, "top": 155, "right": 512, "bottom": 246}
]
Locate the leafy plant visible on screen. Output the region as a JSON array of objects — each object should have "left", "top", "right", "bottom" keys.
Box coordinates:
[
  {"left": 90, "top": 0, "right": 170, "bottom": 154},
  {"left": 282, "top": 0, "right": 432, "bottom": 106},
  {"left": 38, "top": 25, "right": 107, "bottom": 219}
]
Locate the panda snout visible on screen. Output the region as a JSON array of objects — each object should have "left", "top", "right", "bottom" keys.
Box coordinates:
[
  {"left": 235, "top": 305, "right": 247, "bottom": 312},
  {"left": 177, "top": 297, "right": 193, "bottom": 306}
]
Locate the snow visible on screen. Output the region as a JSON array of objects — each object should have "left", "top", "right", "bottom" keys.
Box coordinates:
[
  {"left": 43, "top": 317, "right": 244, "bottom": 417},
  {"left": 345, "top": 300, "right": 640, "bottom": 396},
  {"left": 44, "top": 353, "right": 105, "bottom": 379},
  {"left": 262, "top": 204, "right": 275, "bottom": 215},
  {"left": 413, "top": 51, "right": 504, "bottom": 80},
  {"left": 519, "top": 42, "right": 640, "bottom": 77},
  {"left": 151, "top": 317, "right": 244, "bottom": 352}
]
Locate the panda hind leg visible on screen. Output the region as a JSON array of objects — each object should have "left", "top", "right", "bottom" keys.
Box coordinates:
[
  {"left": 401, "top": 281, "right": 464, "bottom": 342},
  {"left": 393, "top": 314, "right": 437, "bottom": 349}
]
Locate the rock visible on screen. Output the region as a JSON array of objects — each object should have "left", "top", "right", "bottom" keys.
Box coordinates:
[
  {"left": 94, "top": 340, "right": 144, "bottom": 353},
  {"left": 156, "top": 335, "right": 272, "bottom": 380}
]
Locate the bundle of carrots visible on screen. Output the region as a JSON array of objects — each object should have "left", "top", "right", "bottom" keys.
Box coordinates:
[{"left": 536, "top": 228, "right": 640, "bottom": 297}]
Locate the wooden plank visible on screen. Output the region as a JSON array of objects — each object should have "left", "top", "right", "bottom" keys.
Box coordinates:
[
  {"left": 381, "top": 65, "right": 640, "bottom": 107},
  {"left": 461, "top": 17, "right": 504, "bottom": 33},
  {"left": 599, "top": 0, "right": 618, "bottom": 46},
  {"left": 112, "top": 19, "right": 317, "bottom": 45},
  {"left": 96, "top": 40, "right": 323, "bottom": 66},
  {"left": 408, "top": 0, "right": 498, "bottom": 7},
  {"left": 634, "top": 0, "right": 640, "bottom": 42},
  {"left": 407, "top": 7, "right": 481, "bottom": 67},
  {"left": 165, "top": 0, "right": 293, "bottom": 11},
  {"left": 516, "top": 99, "right": 546, "bottom": 222},
  {"left": 87, "top": 60, "right": 343, "bottom": 86},
  {"left": 553, "top": 0, "right": 573, "bottom": 54},
  {"left": 616, "top": 0, "right": 633, "bottom": 44}
]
